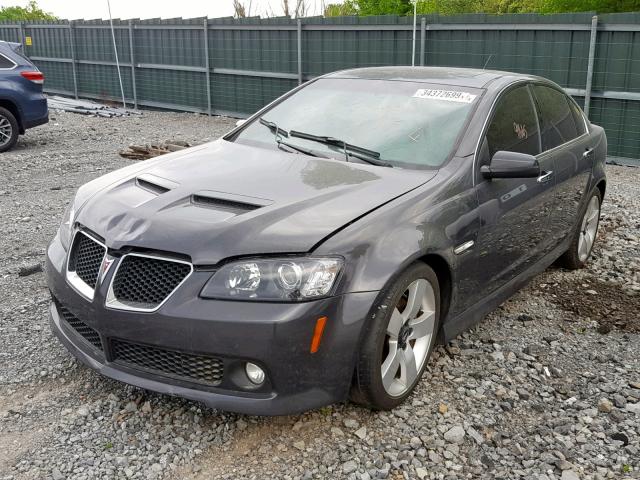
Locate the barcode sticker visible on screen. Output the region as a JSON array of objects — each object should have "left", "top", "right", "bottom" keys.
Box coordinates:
[{"left": 413, "top": 89, "right": 477, "bottom": 103}]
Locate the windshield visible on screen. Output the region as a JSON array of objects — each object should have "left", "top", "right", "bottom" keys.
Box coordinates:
[{"left": 232, "top": 78, "right": 480, "bottom": 169}]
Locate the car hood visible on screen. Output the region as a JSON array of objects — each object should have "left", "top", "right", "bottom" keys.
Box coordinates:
[{"left": 76, "top": 140, "right": 437, "bottom": 265}]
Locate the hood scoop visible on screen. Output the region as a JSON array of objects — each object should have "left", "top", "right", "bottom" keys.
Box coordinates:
[
  {"left": 136, "top": 174, "right": 178, "bottom": 195},
  {"left": 191, "top": 190, "right": 273, "bottom": 215}
]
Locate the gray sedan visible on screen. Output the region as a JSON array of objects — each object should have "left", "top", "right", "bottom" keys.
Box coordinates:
[{"left": 46, "top": 67, "right": 606, "bottom": 414}]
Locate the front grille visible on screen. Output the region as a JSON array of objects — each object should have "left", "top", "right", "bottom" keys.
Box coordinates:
[
  {"left": 57, "top": 302, "right": 103, "bottom": 351},
  {"left": 69, "top": 232, "right": 106, "bottom": 289},
  {"left": 111, "top": 339, "right": 223, "bottom": 386},
  {"left": 111, "top": 255, "right": 191, "bottom": 310}
]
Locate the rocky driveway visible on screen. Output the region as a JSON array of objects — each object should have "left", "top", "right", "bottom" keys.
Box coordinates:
[{"left": 0, "top": 111, "right": 638, "bottom": 480}]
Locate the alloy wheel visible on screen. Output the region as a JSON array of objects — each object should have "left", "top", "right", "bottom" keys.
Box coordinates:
[
  {"left": 381, "top": 278, "right": 436, "bottom": 397},
  {"left": 0, "top": 115, "right": 12, "bottom": 148},
  {"left": 578, "top": 195, "right": 600, "bottom": 262}
]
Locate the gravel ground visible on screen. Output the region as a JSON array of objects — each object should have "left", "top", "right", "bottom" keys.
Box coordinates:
[{"left": 0, "top": 111, "right": 639, "bottom": 480}]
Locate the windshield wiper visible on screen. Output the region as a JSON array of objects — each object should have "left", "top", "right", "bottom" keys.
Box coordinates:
[
  {"left": 288, "top": 130, "right": 393, "bottom": 167},
  {"left": 259, "top": 117, "right": 324, "bottom": 158},
  {"left": 277, "top": 139, "right": 325, "bottom": 158},
  {"left": 259, "top": 117, "right": 289, "bottom": 137}
]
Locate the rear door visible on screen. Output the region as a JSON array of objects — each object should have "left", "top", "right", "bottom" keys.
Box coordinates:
[
  {"left": 530, "top": 84, "right": 593, "bottom": 246},
  {"left": 458, "top": 84, "right": 556, "bottom": 307}
]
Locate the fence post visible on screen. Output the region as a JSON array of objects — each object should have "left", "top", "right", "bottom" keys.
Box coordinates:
[
  {"left": 203, "top": 17, "right": 212, "bottom": 116},
  {"left": 128, "top": 20, "right": 138, "bottom": 109},
  {"left": 420, "top": 18, "right": 426, "bottom": 66},
  {"left": 297, "top": 18, "right": 303, "bottom": 85},
  {"left": 17, "top": 21, "right": 24, "bottom": 46},
  {"left": 68, "top": 21, "right": 79, "bottom": 99},
  {"left": 584, "top": 15, "right": 598, "bottom": 117}
]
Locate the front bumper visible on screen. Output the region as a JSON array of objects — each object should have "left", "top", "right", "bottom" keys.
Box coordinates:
[{"left": 46, "top": 233, "right": 377, "bottom": 415}]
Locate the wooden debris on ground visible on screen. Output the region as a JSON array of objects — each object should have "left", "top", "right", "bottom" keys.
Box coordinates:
[
  {"left": 47, "top": 95, "right": 141, "bottom": 117},
  {"left": 119, "top": 140, "right": 192, "bottom": 160}
]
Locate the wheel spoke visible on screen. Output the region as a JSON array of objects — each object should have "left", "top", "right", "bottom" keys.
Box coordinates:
[
  {"left": 584, "top": 230, "right": 593, "bottom": 252},
  {"left": 386, "top": 308, "right": 403, "bottom": 338},
  {"left": 403, "top": 279, "right": 427, "bottom": 320},
  {"left": 408, "top": 311, "right": 435, "bottom": 340},
  {"left": 381, "top": 342, "right": 400, "bottom": 391},
  {"left": 400, "top": 344, "right": 417, "bottom": 387},
  {"left": 578, "top": 234, "right": 588, "bottom": 259},
  {"left": 0, "top": 130, "right": 9, "bottom": 140}
]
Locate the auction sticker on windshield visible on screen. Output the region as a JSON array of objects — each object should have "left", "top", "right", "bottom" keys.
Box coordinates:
[{"left": 413, "top": 89, "right": 477, "bottom": 103}]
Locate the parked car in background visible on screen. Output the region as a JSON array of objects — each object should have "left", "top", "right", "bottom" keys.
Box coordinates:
[
  {"left": 0, "top": 41, "right": 48, "bottom": 152},
  {"left": 46, "top": 67, "right": 606, "bottom": 415}
]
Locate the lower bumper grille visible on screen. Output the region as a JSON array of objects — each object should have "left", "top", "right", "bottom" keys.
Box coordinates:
[
  {"left": 57, "top": 302, "right": 103, "bottom": 351},
  {"left": 111, "top": 339, "right": 223, "bottom": 386}
]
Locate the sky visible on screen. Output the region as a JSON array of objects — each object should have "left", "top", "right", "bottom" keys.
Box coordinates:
[{"left": 0, "top": 0, "right": 332, "bottom": 20}]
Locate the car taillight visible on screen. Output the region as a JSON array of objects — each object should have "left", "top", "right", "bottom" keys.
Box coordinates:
[{"left": 20, "top": 71, "right": 44, "bottom": 85}]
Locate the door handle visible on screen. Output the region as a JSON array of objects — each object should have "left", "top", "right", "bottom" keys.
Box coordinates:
[
  {"left": 537, "top": 170, "right": 553, "bottom": 183},
  {"left": 583, "top": 148, "right": 594, "bottom": 158}
]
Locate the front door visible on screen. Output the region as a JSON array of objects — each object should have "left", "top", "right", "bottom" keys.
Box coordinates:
[{"left": 458, "top": 84, "right": 556, "bottom": 308}]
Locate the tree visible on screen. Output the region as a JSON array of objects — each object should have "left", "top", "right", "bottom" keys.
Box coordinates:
[
  {"left": 324, "top": 2, "right": 358, "bottom": 16},
  {"left": 354, "top": 0, "right": 413, "bottom": 15},
  {"left": 326, "top": 0, "right": 640, "bottom": 15},
  {"left": 0, "top": 0, "right": 56, "bottom": 21},
  {"left": 232, "top": 0, "right": 254, "bottom": 18},
  {"left": 281, "top": 0, "right": 311, "bottom": 18}
]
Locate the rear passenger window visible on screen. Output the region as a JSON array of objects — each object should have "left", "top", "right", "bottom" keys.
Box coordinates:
[
  {"left": 0, "top": 54, "right": 14, "bottom": 69},
  {"left": 532, "top": 85, "right": 581, "bottom": 150},
  {"left": 486, "top": 86, "right": 541, "bottom": 157}
]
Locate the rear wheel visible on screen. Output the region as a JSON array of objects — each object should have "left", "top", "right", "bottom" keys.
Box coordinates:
[
  {"left": 558, "top": 189, "right": 601, "bottom": 269},
  {"left": 351, "top": 263, "right": 440, "bottom": 410},
  {"left": 0, "top": 107, "right": 18, "bottom": 152}
]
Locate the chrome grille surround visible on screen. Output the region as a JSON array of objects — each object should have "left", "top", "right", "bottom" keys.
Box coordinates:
[{"left": 66, "top": 230, "right": 107, "bottom": 301}]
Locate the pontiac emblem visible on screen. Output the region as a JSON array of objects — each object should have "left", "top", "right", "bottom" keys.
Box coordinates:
[{"left": 99, "top": 256, "right": 116, "bottom": 283}]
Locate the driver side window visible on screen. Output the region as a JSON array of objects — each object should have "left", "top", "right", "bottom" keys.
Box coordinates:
[{"left": 485, "top": 85, "right": 541, "bottom": 159}]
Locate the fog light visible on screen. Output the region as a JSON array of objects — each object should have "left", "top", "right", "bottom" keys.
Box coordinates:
[{"left": 245, "top": 362, "right": 265, "bottom": 385}]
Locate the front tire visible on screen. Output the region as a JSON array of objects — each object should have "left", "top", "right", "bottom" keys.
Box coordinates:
[
  {"left": 558, "top": 189, "right": 602, "bottom": 270},
  {"left": 351, "top": 263, "right": 440, "bottom": 410},
  {"left": 0, "top": 107, "right": 19, "bottom": 152}
]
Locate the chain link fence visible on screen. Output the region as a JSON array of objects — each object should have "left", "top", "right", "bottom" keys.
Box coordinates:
[{"left": 0, "top": 12, "right": 638, "bottom": 162}]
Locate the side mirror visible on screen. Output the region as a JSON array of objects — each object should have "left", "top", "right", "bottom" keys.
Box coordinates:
[
  {"left": 235, "top": 119, "right": 247, "bottom": 127},
  {"left": 481, "top": 151, "right": 540, "bottom": 179}
]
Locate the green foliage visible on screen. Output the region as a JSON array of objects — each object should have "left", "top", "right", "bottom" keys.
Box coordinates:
[
  {"left": 0, "top": 0, "right": 56, "bottom": 21},
  {"left": 324, "top": 2, "right": 358, "bottom": 16},
  {"left": 355, "top": 0, "right": 413, "bottom": 15},
  {"left": 325, "top": 0, "right": 640, "bottom": 15}
]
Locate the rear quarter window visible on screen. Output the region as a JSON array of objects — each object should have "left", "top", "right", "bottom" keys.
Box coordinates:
[{"left": 568, "top": 99, "right": 587, "bottom": 136}]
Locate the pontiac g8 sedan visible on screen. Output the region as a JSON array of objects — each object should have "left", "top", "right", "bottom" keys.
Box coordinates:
[{"left": 46, "top": 67, "right": 606, "bottom": 414}]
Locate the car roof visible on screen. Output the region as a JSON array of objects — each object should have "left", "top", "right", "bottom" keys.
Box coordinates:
[{"left": 325, "top": 66, "right": 541, "bottom": 89}]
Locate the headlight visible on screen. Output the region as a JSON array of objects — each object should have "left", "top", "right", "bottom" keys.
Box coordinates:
[
  {"left": 200, "top": 257, "right": 343, "bottom": 301},
  {"left": 58, "top": 200, "right": 76, "bottom": 250}
]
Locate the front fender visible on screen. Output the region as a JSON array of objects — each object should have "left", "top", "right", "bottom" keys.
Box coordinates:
[{"left": 314, "top": 156, "right": 479, "bottom": 317}]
